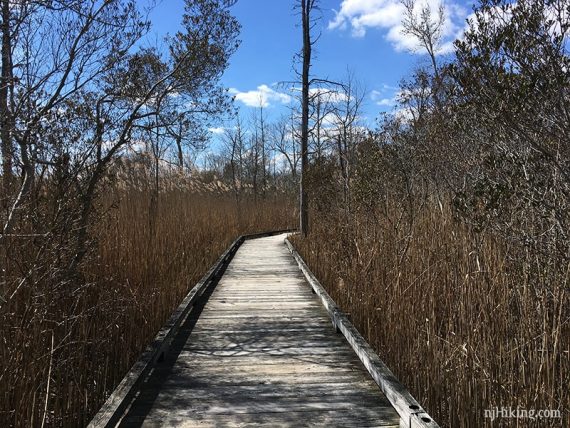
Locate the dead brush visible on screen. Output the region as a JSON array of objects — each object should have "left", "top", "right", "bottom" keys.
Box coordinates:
[
  {"left": 0, "top": 185, "right": 294, "bottom": 427},
  {"left": 291, "top": 198, "right": 569, "bottom": 427}
]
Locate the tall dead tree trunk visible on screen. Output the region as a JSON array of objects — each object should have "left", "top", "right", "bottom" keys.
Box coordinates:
[
  {"left": 1, "top": 0, "right": 13, "bottom": 197},
  {"left": 299, "top": 0, "right": 315, "bottom": 237}
]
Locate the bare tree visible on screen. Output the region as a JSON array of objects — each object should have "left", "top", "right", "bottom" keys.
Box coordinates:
[
  {"left": 327, "top": 71, "right": 366, "bottom": 211},
  {"left": 1, "top": 1, "right": 147, "bottom": 240},
  {"left": 0, "top": 0, "right": 14, "bottom": 197},
  {"left": 401, "top": 0, "right": 446, "bottom": 78},
  {"left": 309, "top": 90, "right": 330, "bottom": 161},
  {"left": 271, "top": 113, "right": 300, "bottom": 177},
  {"left": 252, "top": 102, "right": 268, "bottom": 199},
  {"left": 222, "top": 114, "right": 246, "bottom": 207},
  {"left": 298, "top": 0, "right": 319, "bottom": 236}
]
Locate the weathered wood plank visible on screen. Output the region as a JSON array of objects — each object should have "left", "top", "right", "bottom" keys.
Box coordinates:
[
  {"left": 189, "top": 318, "right": 332, "bottom": 328},
  {"left": 195, "top": 309, "right": 330, "bottom": 317},
  {"left": 186, "top": 329, "right": 347, "bottom": 339},
  {"left": 165, "top": 353, "right": 362, "bottom": 366},
  {"left": 154, "top": 362, "right": 369, "bottom": 378},
  {"left": 145, "top": 371, "right": 389, "bottom": 390},
  {"left": 128, "top": 398, "right": 391, "bottom": 416},
  {"left": 189, "top": 326, "right": 333, "bottom": 334},
  {"left": 177, "top": 348, "right": 361, "bottom": 358},
  {"left": 123, "top": 409, "right": 400, "bottom": 428},
  {"left": 204, "top": 301, "right": 322, "bottom": 309}
]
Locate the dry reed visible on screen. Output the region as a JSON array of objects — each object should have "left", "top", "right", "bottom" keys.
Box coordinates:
[
  {"left": 291, "top": 200, "right": 569, "bottom": 427},
  {"left": 0, "top": 186, "right": 294, "bottom": 427}
]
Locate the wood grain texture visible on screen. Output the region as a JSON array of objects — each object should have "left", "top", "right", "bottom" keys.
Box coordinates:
[{"left": 118, "top": 233, "right": 400, "bottom": 427}]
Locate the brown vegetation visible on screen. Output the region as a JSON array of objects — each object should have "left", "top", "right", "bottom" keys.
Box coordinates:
[
  {"left": 292, "top": 198, "right": 568, "bottom": 426},
  {"left": 0, "top": 185, "right": 294, "bottom": 427}
]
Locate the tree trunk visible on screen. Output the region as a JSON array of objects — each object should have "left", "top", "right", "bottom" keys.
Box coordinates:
[
  {"left": 300, "top": 0, "right": 312, "bottom": 237},
  {"left": 176, "top": 136, "right": 184, "bottom": 172},
  {"left": 252, "top": 135, "right": 258, "bottom": 203},
  {"left": 337, "top": 133, "right": 349, "bottom": 209},
  {"left": 1, "top": 0, "right": 13, "bottom": 197},
  {"left": 259, "top": 105, "right": 266, "bottom": 199},
  {"left": 230, "top": 135, "right": 240, "bottom": 214}
]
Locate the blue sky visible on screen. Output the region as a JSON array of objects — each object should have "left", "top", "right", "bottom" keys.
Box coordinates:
[{"left": 146, "top": 0, "right": 475, "bottom": 128}]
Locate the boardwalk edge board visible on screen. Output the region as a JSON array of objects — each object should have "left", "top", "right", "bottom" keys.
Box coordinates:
[
  {"left": 88, "top": 229, "right": 294, "bottom": 428},
  {"left": 284, "top": 237, "right": 440, "bottom": 428}
]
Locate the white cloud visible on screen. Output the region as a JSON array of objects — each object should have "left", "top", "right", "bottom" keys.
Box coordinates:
[
  {"left": 309, "top": 87, "right": 350, "bottom": 103},
  {"left": 371, "top": 87, "right": 397, "bottom": 107},
  {"left": 229, "top": 85, "right": 292, "bottom": 108},
  {"left": 208, "top": 127, "right": 225, "bottom": 135},
  {"left": 370, "top": 89, "right": 382, "bottom": 99},
  {"left": 321, "top": 112, "right": 339, "bottom": 127},
  {"left": 377, "top": 97, "right": 396, "bottom": 106},
  {"left": 329, "top": 0, "right": 469, "bottom": 54}
]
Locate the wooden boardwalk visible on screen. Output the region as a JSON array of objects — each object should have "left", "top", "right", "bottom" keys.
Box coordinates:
[{"left": 118, "top": 233, "right": 401, "bottom": 427}]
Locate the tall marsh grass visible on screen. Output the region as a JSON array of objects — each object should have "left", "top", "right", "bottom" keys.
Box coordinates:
[
  {"left": 0, "top": 187, "right": 294, "bottom": 427},
  {"left": 292, "top": 200, "right": 569, "bottom": 427}
]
